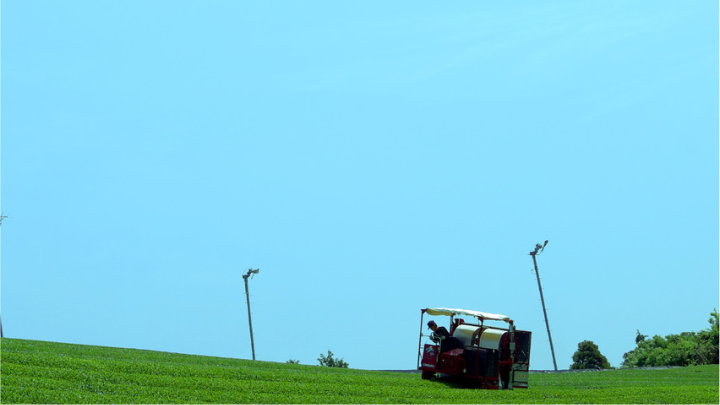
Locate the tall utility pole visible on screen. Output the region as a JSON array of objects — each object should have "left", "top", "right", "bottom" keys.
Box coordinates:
[
  {"left": 529, "top": 240, "right": 557, "bottom": 371},
  {"left": 1, "top": 214, "right": 7, "bottom": 339},
  {"left": 242, "top": 268, "right": 259, "bottom": 360}
]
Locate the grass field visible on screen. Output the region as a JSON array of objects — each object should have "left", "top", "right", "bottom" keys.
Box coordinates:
[{"left": 1, "top": 338, "right": 718, "bottom": 403}]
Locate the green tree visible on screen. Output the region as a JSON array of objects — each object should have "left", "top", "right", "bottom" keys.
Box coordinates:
[
  {"left": 317, "top": 350, "right": 348, "bottom": 368},
  {"left": 570, "top": 340, "right": 611, "bottom": 369},
  {"left": 286, "top": 359, "right": 300, "bottom": 364},
  {"left": 695, "top": 309, "right": 719, "bottom": 364},
  {"left": 622, "top": 309, "right": 719, "bottom": 367}
]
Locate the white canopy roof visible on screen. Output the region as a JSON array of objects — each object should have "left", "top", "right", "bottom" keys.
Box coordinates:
[{"left": 425, "top": 307, "right": 511, "bottom": 323}]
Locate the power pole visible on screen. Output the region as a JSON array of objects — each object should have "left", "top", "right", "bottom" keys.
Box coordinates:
[
  {"left": 1, "top": 214, "right": 7, "bottom": 338},
  {"left": 243, "top": 268, "right": 259, "bottom": 360},
  {"left": 530, "top": 240, "right": 557, "bottom": 371}
]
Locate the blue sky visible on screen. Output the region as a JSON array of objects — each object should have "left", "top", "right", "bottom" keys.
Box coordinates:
[{"left": 1, "top": 1, "right": 718, "bottom": 371}]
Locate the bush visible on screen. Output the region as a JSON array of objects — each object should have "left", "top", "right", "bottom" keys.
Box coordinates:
[
  {"left": 622, "top": 309, "right": 719, "bottom": 367},
  {"left": 317, "top": 350, "right": 348, "bottom": 368},
  {"left": 696, "top": 309, "right": 719, "bottom": 364},
  {"left": 286, "top": 359, "right": 300, "bottom": 364},
  {"left": 571, "top": 340, "right": 611, "bottom": 369}
]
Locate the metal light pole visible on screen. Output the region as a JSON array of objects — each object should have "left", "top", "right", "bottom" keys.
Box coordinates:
[
  {"left": 529, "top": 240, "right": 558, "bottom": 371},
  {"left": 1, "top": 214, "right": 7, "bottom": 339},
  {"left": 243, "top": 268, "right": 259, "bottom": 360}
]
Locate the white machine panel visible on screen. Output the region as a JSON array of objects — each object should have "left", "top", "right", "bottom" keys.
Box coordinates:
[
  {"left": 452, "top": 324, "right": 505, "bottom": 350},
  {"left": 452, "top": 324, "right": 479, "bottom": 347}
]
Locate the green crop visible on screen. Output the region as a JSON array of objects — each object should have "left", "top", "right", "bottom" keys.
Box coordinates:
[{"left": 1, "top": 338, "right": 718, "bottom": 403}]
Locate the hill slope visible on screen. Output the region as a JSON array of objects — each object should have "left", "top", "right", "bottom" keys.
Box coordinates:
[{"left": 1, "top": 338, "right": 718, "bottom": 403}]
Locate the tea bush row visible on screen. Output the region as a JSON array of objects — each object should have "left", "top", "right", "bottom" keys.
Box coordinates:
[{"left": 2, "top": 338, "right": 718, "bottom": 403}]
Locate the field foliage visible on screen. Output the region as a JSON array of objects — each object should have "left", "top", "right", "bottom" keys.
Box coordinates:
[
  {"left": 1, "top": 338, "right": 718, "bottom": 404},
  {"left": 623, "top": 310, "right": 719, "bottom": 367}
]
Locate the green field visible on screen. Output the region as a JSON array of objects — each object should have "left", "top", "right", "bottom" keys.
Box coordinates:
[{"left": 1, "top": 338, "right": 718, "bottom": 403}]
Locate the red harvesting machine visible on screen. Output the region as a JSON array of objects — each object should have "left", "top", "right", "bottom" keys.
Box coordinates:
[{"left": 418, "top": 307, "right": 532, "bottom": 389}]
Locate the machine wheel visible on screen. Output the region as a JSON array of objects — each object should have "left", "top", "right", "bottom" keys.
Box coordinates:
[{"left": 421, "top": 371, "right": 435, "bottom": 380}]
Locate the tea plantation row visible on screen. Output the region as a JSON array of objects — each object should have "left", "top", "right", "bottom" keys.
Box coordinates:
[{"left": 1, "top": 338, "right": 717, "bottom": 403}]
